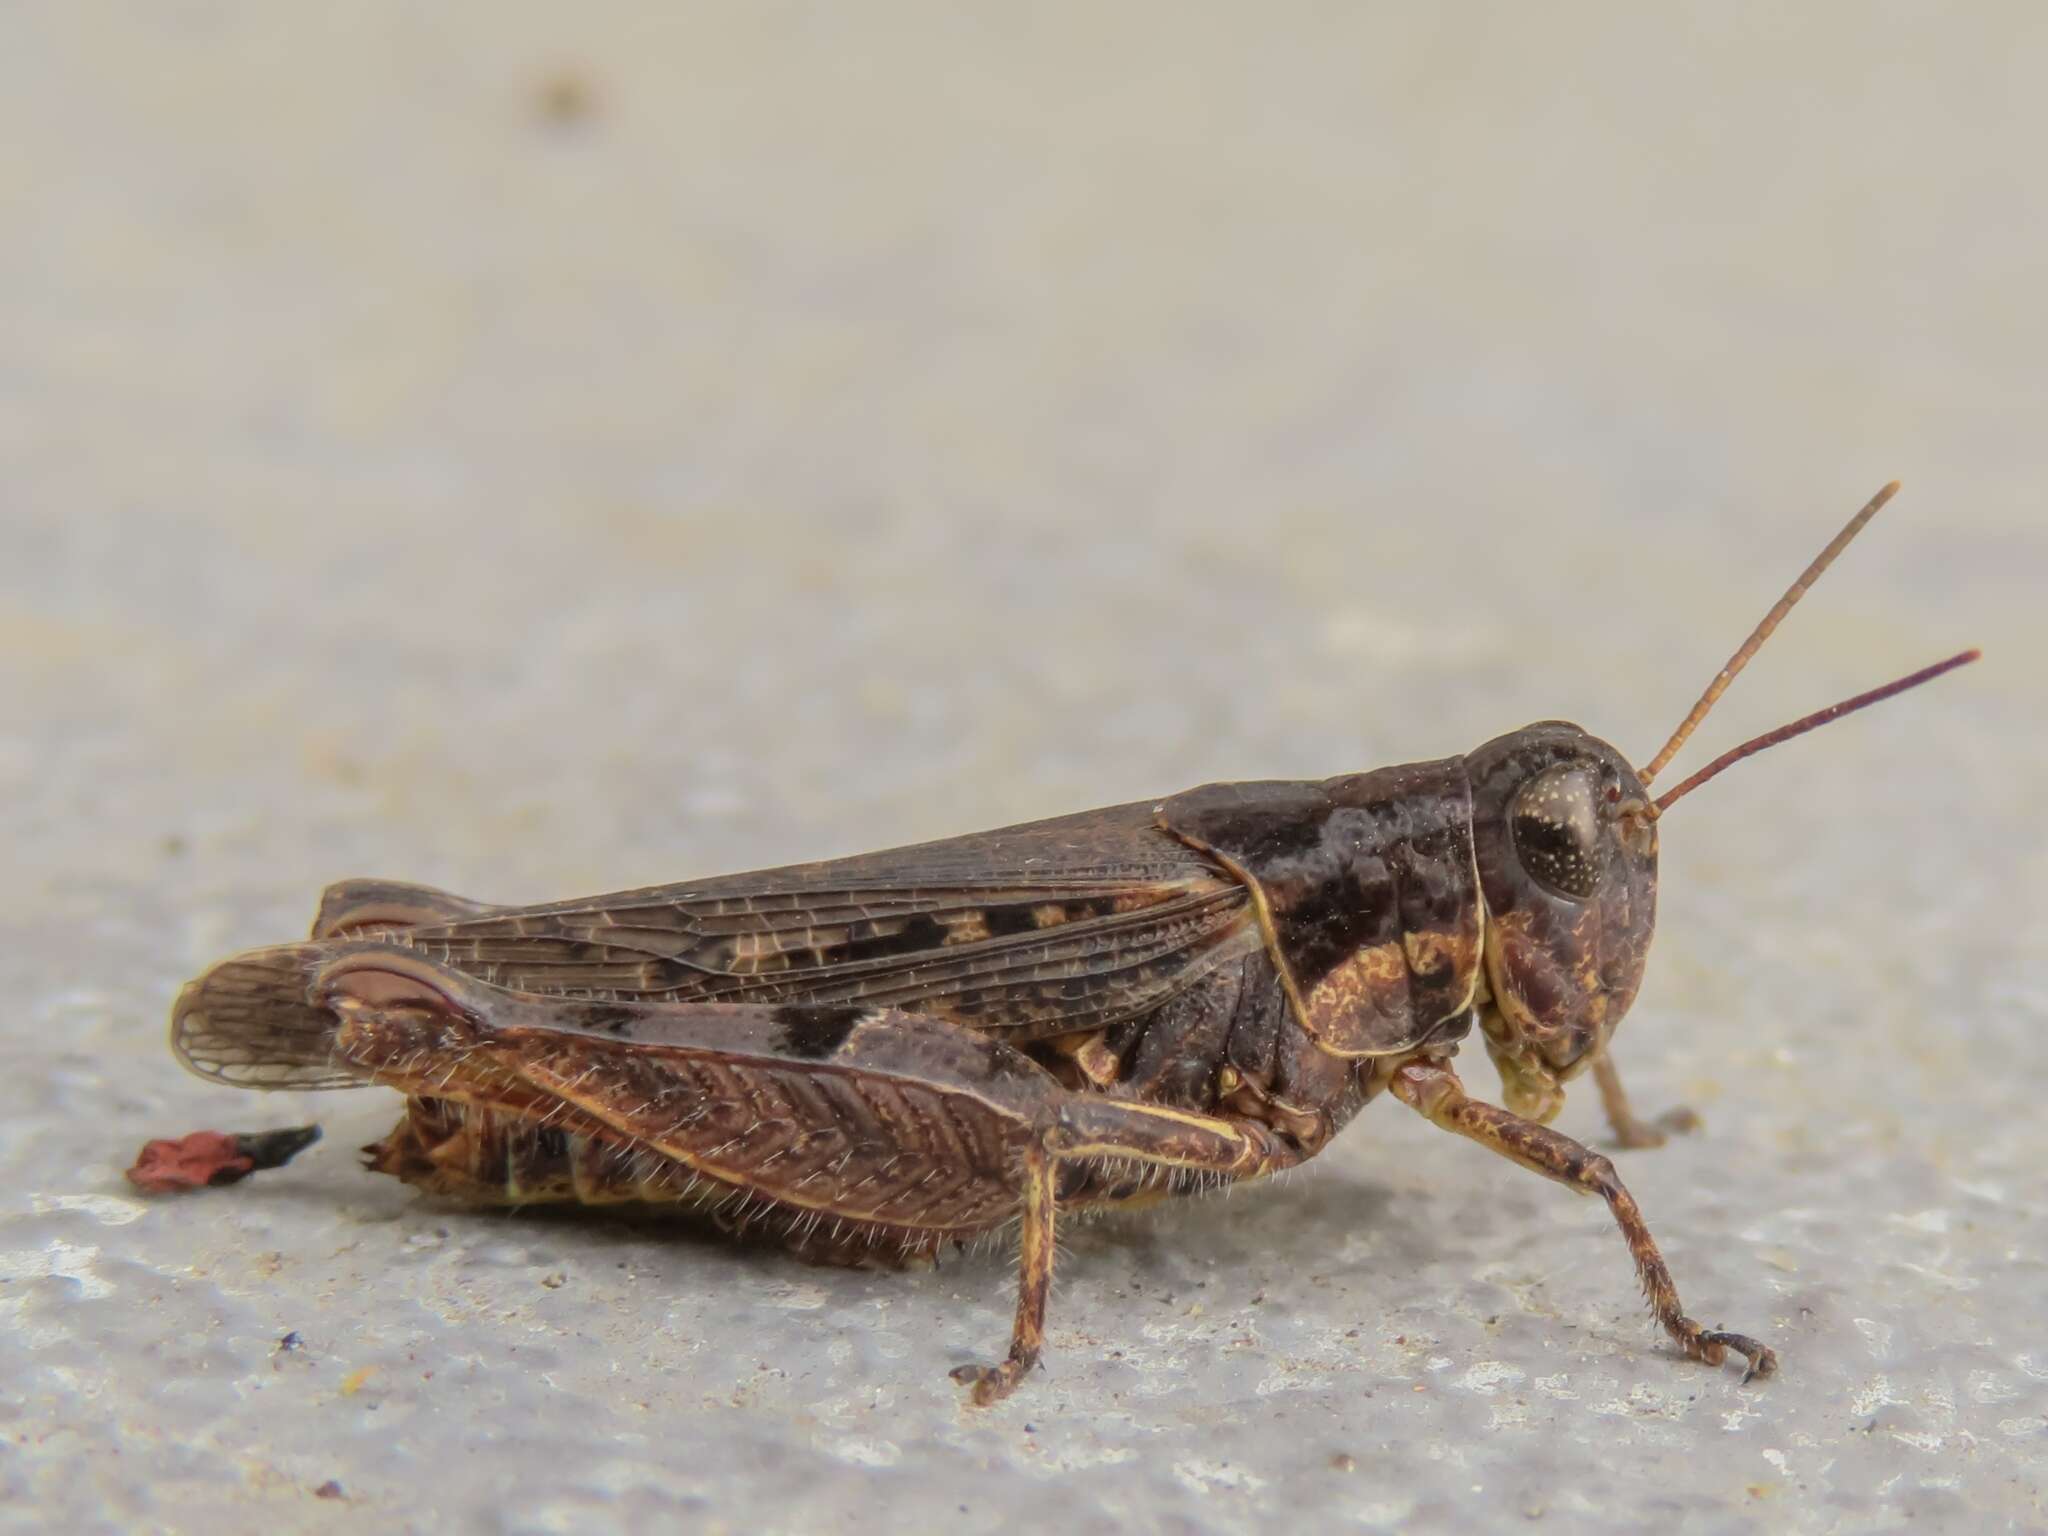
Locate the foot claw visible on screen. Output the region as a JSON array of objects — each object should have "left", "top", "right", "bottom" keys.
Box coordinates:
[
  {"left": 1689, "top": 1327, "right": 1776, "bottom": 1383},
  {"left": 950, "top": 1359, "right": 1029, "bottom": 1405},
  {"left": 1611, "top": 1105, "right": 1702, "bottom": 1150}
]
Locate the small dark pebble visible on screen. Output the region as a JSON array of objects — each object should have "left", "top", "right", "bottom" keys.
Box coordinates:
[{"left": 314, "top": 1481, "right": 345, "bottom": 1500}]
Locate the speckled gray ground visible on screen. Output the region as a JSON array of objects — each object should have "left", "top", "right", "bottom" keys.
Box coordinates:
[{"left": 3, "top": 6, "right": 2044, "bottom": 1534}]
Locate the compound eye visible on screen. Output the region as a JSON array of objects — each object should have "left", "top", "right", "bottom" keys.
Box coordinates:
[{"left": 1510, "top": 764, "right": 1604, "bottom": 900}]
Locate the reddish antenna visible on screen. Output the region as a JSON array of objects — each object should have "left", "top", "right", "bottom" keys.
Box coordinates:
[
  {"left": 1651, "top": 649, "right": 1979, "bottom": 814},
  {"left": 1640, "top": 481, "right": 1900, "bottom": 787}
]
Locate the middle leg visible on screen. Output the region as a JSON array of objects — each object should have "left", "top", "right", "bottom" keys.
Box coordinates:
[{"left": 950, "top": 1095, "right": 1304, "bottom": 1405}]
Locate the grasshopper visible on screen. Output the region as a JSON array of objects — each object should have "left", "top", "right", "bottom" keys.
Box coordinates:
[{"left": 168, "top": 485, "right": 1975, "bottom": 1402}]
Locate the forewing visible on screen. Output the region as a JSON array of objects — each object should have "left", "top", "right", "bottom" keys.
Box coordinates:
[{"left": 381, "top": 800, "right": 1260, "bottom": 1040}]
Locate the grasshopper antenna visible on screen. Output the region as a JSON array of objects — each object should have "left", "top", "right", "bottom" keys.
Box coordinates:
[
  {"left": 1639, "top": 481, "right": 1901, "bottom": 786},
  {"left": 1651, "top": 648, "right": 1979, "bottom": 814}
]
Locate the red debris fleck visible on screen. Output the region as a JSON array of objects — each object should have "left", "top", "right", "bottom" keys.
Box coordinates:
[
  {"left": 125, "top": 1125, "right": 320, "bottom": 1193},
  {"left": 126, "top": 1131, "right": 254, "bottom": 1192}
]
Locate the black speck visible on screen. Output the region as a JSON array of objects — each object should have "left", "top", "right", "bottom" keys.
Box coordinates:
[
  {"left": 772, "top": 1005, "right": 866, "bottom": 1059},
  {"left": 984, "top": 906, "right": 1037, "bottom": 937}
]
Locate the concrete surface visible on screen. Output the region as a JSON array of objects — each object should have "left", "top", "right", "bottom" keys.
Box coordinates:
[{"left": 2, "top": 6, "right": 2043, "bottom": 1533}]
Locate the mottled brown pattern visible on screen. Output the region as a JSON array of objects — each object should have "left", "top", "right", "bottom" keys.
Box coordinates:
[{"left": 1158, "top": 761, "right": 1483, "bottom": 1058}]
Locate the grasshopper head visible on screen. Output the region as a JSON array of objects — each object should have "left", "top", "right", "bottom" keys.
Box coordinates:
[
  {"left": 1464, "top": 723, "right": 1658, "bottom": 1119},
  {"left": 1455, "top": 486, "right": 1979, "bottom": 1123}
]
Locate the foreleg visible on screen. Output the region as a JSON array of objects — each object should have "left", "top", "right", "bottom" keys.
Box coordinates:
[
  {"left": 1588, "top": 1044, "right": 1701, "bottom": 1150},
  {"left": 1392, "top": 1056, "right": 1773, "bottom": 1381}
]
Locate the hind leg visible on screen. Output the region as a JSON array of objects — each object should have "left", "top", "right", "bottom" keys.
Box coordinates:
[{"left": 312, "top": 951, "right": 1305, "bottom": 1401}]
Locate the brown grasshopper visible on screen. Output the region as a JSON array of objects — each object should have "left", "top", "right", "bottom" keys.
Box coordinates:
[{"left": 166, "top": 484, "right": 1976, "bottom": 1403}]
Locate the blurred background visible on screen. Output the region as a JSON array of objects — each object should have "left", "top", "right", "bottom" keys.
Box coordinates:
[{"left": 3, "top": 7, "right": 2041, "bottom": 1533}]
